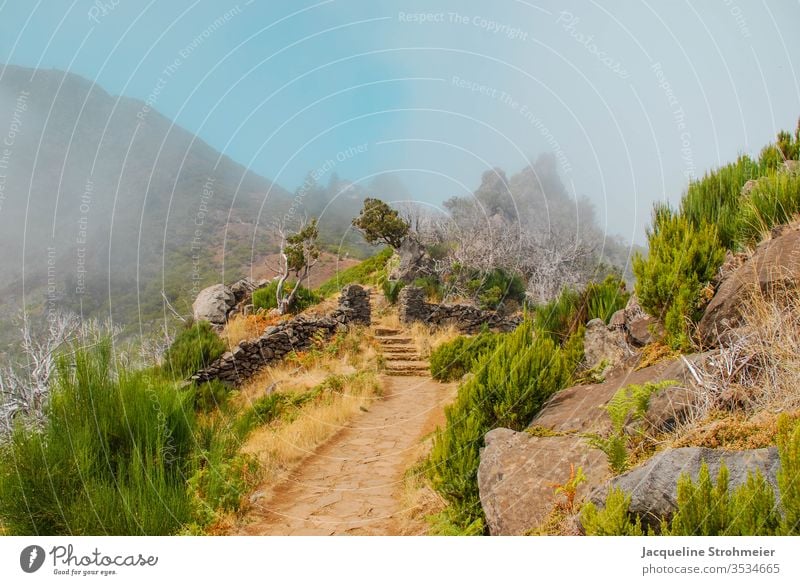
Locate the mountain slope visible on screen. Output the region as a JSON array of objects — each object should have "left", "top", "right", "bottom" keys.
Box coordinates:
[{"left": 0, "top": 64, "right": 294, "bottom": 346}]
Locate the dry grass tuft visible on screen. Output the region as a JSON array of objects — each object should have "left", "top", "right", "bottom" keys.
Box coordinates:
[
  {"left": 241, "top": 371, "right": 382, "bottom": 488},
  {"left": 668, "top": 283, "right": 800, "bottom": 447},
  {"left": 222, "top": 313, "right": 281, "bottom": 348},
  {"left": 673, "top": 410, "right": 800, "bottom": 450},
  {"left": 635, "top": 341, "right": 679, "bottom": 370},
  {"left": 395, "top": 445, "right": 448, "bottom": 535},
  {"left": 409, "top": 322, "right": 459, "bottom": 359}
]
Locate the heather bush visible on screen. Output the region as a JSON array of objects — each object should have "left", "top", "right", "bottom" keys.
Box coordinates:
[
  {"left": 428, "top": 321, "right": 581, "bottom": 530},
  {"left": 633, "top": 205, "right": 725, "bottom": 350},
  {"left": 162, "top": 320, "right": 226, "bottom": 378}
]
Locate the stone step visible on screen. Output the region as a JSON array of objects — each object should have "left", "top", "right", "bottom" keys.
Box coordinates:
[
  {"left": 373, "top": 327, "right": 402, "bottom": 336},
  {"left": 384, "top": 368, "right": 431, "bottom": 377},
  {"left": 383, "top": 360, "right": 430, "bottom": 375},
  {"left": 383, "top": 352, "right": 420, "bottom": 359},
  {"left": 375, "top": 337, "right": 413, "bottom": 345}
]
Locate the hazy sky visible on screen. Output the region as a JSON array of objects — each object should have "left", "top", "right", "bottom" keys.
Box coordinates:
[{"left": 2, "top": 0, "right": 799, "bottom": 244}]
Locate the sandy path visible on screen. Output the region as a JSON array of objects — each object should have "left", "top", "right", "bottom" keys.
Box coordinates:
[{"left": 237, "top": 331, "right": 453, "bottom": 535}]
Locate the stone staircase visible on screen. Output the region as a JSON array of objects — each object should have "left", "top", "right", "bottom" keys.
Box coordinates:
[{"left": 373, "top": 327, "right": 430, "bottom": 377}]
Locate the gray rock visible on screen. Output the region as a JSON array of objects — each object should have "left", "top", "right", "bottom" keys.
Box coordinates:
[
  {"left": 583, "top": 318, "right": 630, "bottom": 370},
  {"left": 589, "top": 446, "right": 780, "bottom": 530},
  {"left": 478, "top": 428, "right": 608, "bottom": 535},
  {"left": 192, "top": 283, "right": 235, "bottom": 325}
]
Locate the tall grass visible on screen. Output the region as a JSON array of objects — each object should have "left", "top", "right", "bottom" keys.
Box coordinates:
[
  {"left": 252, "top": 280, "right": 320, "bottom": 313},
  {"left": 0, "top": 340, "right": 196, "bottom": 535}
]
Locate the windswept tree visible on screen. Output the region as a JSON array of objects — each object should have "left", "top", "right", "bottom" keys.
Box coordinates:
[
  {"left": 352, "top": 198, "right": 410, "bottom": 249},
  {"left": 274, "top": 217, "right": 320, "bottom": 314}
]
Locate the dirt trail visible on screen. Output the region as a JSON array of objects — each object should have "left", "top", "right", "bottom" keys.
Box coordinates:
[{"left": 237, "top": 328, "right": 453, "bottom": 535}]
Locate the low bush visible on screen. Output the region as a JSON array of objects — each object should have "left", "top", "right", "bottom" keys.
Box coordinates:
[
  {"left": 633, "top": 205, "right": 725, "bottom": 350},
  {"left": 413, "top": 275, "right": 444, "bottom": 302},
  {"left": 382, "top": 278, "right": 405, "bottom": 304},
  {"left": 162, "top": 320, "right": 226, "bottom": 378},
  {"left": 191, "top": 379, "right": 233, "bottom": 413},
  {"left": 252, "top": 280, "right": 320, "bottom": 313},
  {"left": 585, "top": 275, "right": 629, "bottom": 323},
  {"left": 680, "top": 155, "right": 766, "bottom": 249},
  {"left": 428, "top": 321, "right": 582, "bottom": 530},
  {"left": 533, "top": 287, "right": 583, "bottom": 344},
  {"left": 429, "top": 330, "right": 500, "bottom": 382}
]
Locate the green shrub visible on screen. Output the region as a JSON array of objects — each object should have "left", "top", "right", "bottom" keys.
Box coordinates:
[
  {"left": 738, "top": 171, "right": 800, "bottom": 246},
  {"left": 413, "top": 275, "right": 444, "bottom": 302},
  {"left": 428, "top": 321, "right": 581, "bottom": 530},
  {"left": 382, "top": 278, "right": 405, "bottom": 304},
  {"left": 665, "top": 463, "right": 780, "bottom": 536},
  {"left": 191, "top": 379, "right": 233, "bottom": 413},
  {"left": 581, "top": 487, "right": 644, "bottom": 535},
  {"left": 0, "top": 341, "right": 196, "bottom": 535},
  {"left": 533, "top": 288, "right": 583, "bottom": 344},
  {"left": 316, "top": 247, "right": 393, "bottom": 297},
  {"left": 429, "top": 330, "right": 500, "bottom": 382},
  {"left": 162, "top": 320, "right": 226, "bottom": 378},
  {"left": 252, "top": 280, "right": 320, "bottom": 313},
  {"left": 585, "top": 274, "right": 629, "bottom": 323},
  {"left": 680, "top": 155, "right": 765, "bottom": 249},
  {"left": 777, "top": 414, "right": 800, "bottom": 534},
  {"left": 633, "top": 205, "right": 725, "bottom": 350}
]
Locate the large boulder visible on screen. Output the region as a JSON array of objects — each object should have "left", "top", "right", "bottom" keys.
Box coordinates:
[
  {"left": 588, "top": 446, "right": 780, "bottom": 530},
  {"left": 477, "top": 355, "right": 701, "bottom": 535},
  {"left": 698, "top": 222, "right": 800, "bottom": 347},
  {"left": 192, "top": 283, "right": 235, "bottom": 325},
  {"left": 478, "top": 429, "right": 607, "bottom": 535}
]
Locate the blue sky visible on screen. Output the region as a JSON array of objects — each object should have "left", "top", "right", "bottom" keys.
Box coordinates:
[{"left": 1, "top": 0, "right": 799, "bottom": 243}]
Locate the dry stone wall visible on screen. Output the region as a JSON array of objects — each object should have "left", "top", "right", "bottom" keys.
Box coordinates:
[
  {"left": 397, "top": 285, "right": 521, "bottom": 333},
  {"left": 192, "top": 285, "right": 370, "bottom": 385}
]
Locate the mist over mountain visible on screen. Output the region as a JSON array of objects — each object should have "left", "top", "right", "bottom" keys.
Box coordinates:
[
  {"left": 0, "top": 64, "right": 301, "bottom": 344},
  {"left": 0, "top": 64, "right": 630, "bottom": 353}
]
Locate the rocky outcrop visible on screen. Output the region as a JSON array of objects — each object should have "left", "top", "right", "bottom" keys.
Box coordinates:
[
  {"left": 583, "top": 318, "right": 631, "bottom": 370},
  {"left": 192, "top": 283, "right": 236, "bottom": 326},
  {"left": 588, "top": 446, "right": 780, "bottom": 530},
  {"left": 397, "top": 285, "right": 521, "bottom": 333},
  {"left": 476, "top": 354, "right": 708, "bottom": 534},
  {"left": 388, "top": 238, "right": 434, "bottom": 283},
  {"left": 478, "top": 429, "right": 607, "bottom": 535},
  {"left": 698, "top": 222, "right": 800, "bottom": 347},
  {"left": 617, "top": 293, "right": 663, "bottom": 347},
  {"left": 192, "top": 285, "right": 370, "bottom": 385}
]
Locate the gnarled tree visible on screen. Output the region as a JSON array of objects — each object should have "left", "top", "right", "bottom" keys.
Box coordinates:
[
  {"left": 352, "top": 198, "right": 410, "bottom": 249},
  {"left": 274, "top": 217, "right": 320, "bottom": 314}
]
